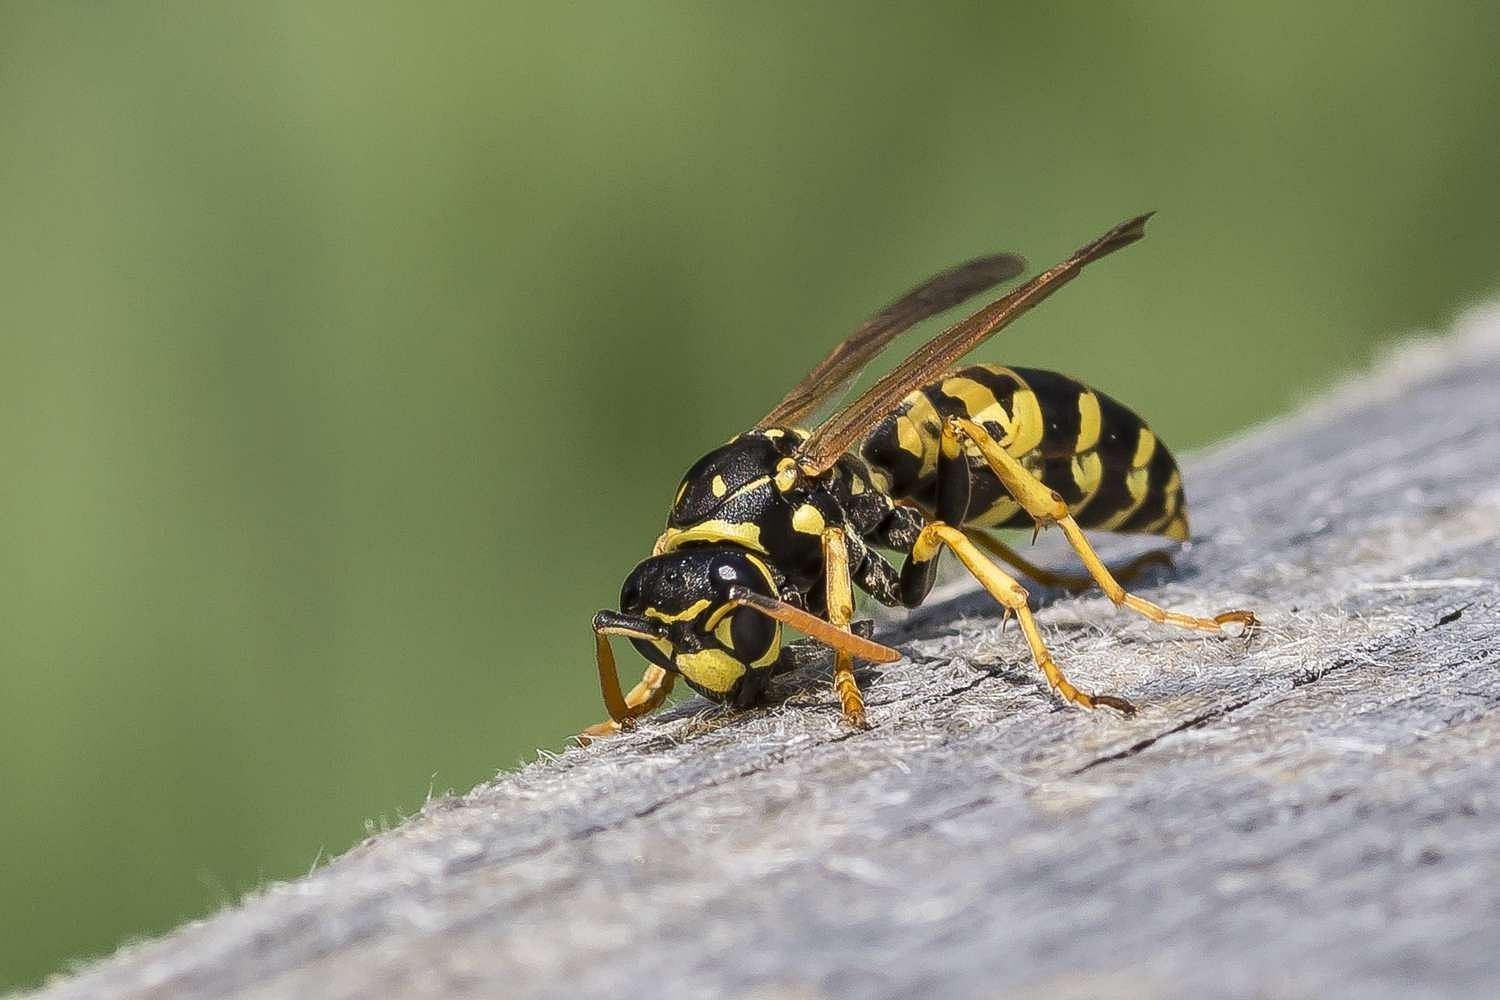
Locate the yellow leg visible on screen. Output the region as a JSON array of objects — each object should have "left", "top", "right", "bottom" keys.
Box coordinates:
[
  {"left": 913, "top": 522, "right": 1134, "bottom": 714},
  {"left": 578, "top": 626, "right": 678, "bottom": 743},
  {"left": 821, "top": 527, "right": 869, "bottom": 729},
  {"left": 970, "top": 530, "right": 1175, "bottom": 592},
  {"left": 951, "top": 417, "right": 1258, "bottom": 636}
]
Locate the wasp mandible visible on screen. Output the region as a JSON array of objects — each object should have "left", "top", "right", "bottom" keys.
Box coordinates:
[{"left": 584, "top": 214, "right": 1257, "bottom": 739}]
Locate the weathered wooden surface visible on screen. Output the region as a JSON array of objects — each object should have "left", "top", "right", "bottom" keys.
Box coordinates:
[{"left": 22, "top": 308, "right": 1500, "bottom": 1000}]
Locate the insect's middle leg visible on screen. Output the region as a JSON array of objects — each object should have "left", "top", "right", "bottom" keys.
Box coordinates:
[
  {"left": 822, "top": 526, "right": 870, "bottom": 729},
  {"left": 950, "top": 416, "right": 1258, "bottom": 636}
]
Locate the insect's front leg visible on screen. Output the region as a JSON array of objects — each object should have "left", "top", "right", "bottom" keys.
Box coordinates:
[
  {"left": 821, "top": 526, "right": 871, "bottom": 730},
  {"left": 579, "top": 617, "right": 678, "bottom": 743}
]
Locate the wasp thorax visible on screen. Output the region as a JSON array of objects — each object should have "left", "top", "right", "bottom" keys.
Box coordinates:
[
  {"left": 667, "top": 434, "right": 799, "bottom": 529},
  {"left": 618, "top": 546, "right": 783, "bottom": 704}
]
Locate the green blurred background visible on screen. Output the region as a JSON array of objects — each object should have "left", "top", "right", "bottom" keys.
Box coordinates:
[{"left": 3, "top": 1, "right": 1499, "bottom": 989}]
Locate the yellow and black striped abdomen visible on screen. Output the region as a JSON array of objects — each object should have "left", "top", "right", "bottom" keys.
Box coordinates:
[{"left": 859, "top": 364, "right": 1189, "bottom": 540}]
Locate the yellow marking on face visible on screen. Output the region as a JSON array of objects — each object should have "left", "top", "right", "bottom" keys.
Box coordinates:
[
  {"left": 792, "top": 503, "right": 826, "bottom": 536},
  {"left": 657, "top": 520, "right": 766, "bottom": 554},
  {"left": 750, "top": 634, "right": 780, "bottom": 668},
  {"left": 713, "top": 616, "right": 736, "bottom": 649},
  {"left": 675, "top": 648, "right": 745, "bottom": 695},
  {"left": 674, "top": 480, "right": 688, "bottom": 506},
  {"left": 1076, "top": 390, "right": 1102, "bottom": 452},
  {"left": 1132, "top": 428, "right": 1157, "bottom": 469},
  {"left": 850, "top": 476, "right": 866, "bottom": 495},
  {"left": 711, "top": 475, "right": 728, "bottom": 498},
  {"left": 704, "top": 587, "right": 782, "bottom": 668},
  {"left": 744, "top": 552, "right": 778, "bottom": 592},
  {"left": 643, "top": 598, "right": 712, "bottom": 624}
]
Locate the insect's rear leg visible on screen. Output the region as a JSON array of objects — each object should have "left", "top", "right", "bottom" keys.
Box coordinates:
[
  {"left": 950, "top": 416, "right": 1257, "bottom": 636},
  {"left": 904, "top": 522, "right": 1134, "bottom": 714},
  {"left": 970, "top": 531, "right": 1176, "bottom": 593},
  {"left": 895, "top": 420, "right": 1131, "bottom": 713}
]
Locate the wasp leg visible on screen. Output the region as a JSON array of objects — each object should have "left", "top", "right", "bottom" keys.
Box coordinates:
[
  {"left": 950, "top": 416, "right": 1257, "bottom": 635},
  {"left": 970, "top": 531, "right": 1176, "bottom": 593},
  {"left": 822, "top": 527, "right": 870, "bottom": 729},
  {"left": 905, "top": 521, "right": 1135, "bottom": 714},
  {"left": 579, "top": 623, "right": 678, "bottom": 743}
]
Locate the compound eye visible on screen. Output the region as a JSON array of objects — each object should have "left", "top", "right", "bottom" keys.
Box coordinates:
[
  {"left": 728, "top": 607, "right": 776, "bottom": 664},
  {"left": 619, "top": 579, "right": 643, "bottom": 611},
  {"left": 708, "top": 551, "right": 765, "bottom": 595},
  {"left": 628, "top": 636, "right": 675, "bottom": 672}
]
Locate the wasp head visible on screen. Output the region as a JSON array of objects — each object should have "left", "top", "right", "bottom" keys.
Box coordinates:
[{"left": 597, "top": 546, "right": 784, "bottom": 705}]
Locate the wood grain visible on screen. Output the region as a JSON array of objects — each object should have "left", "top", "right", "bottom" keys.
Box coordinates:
[{"left": 22, "top": 306, "right": 1500, "bottom": 1000}]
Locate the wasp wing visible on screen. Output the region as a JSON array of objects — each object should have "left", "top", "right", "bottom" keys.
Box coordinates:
[
  {"left": 754, "top": 252, "right": 1026, "bottom": 431},
  {"left": 794, "top": 213, "right": 1153, "bottom": 476}
]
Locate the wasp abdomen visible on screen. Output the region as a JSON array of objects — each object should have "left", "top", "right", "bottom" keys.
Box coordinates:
[{"left": 859, "top": 364, "right": 1188, "bottom": 540}]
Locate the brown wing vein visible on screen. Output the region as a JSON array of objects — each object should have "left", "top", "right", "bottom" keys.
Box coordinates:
[
  {"left": 794, "top": 213, "right": 1153, "bottom": 475},
  {"left": 754, "top": 252, "right": 1026, "bottom": 430}
]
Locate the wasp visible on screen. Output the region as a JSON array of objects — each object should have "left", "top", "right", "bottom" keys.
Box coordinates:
[{"left": 583, "top": 214, "right": 1257, "bottom": 739}]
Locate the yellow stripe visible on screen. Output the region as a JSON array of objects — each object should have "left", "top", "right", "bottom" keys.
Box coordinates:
[
  {"left": 1097, "top": 466, "right": 1152, "bottom": 530},
  {"left": 674, "top": 649, "right": 744, "bottom": 695},
  {"left": 940, "top": 376, "right": 1002, "bottom": 426},
  {"left": 895, "top": 391, "right": 942, "bottom": 478},
  {"left": 657, "top": 519, "right": 766, "bottom": 554},
  {"left": 940, "top": 370, "right": 1044, "bottom": 458},
  {"left": 712, "top": 616, "right": 736, "bottom": 649},
  {"left": 1070, "top": 451, "right": 1103, "bottom": 510},
  {"left": 1076, "top": 390, "right": 1102, "bottom": 452},
  {"left": 644, "top": 598, "right": 712, "bottom": 624},
  {"left": 1132, "top": 427, "right": 1157, "bottom": 469},
  {"left": 1140, "top": 472, "right": 1185, "bottom": 535},
  {"left": 728, "top": 475, "right": 771, "bottom": 501}
]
